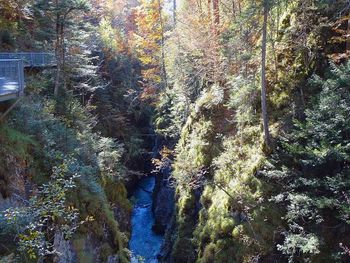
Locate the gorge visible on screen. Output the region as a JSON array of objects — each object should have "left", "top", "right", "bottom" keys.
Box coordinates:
[{"left": 1, "top": 0, "right": 350, "bottom": 263}]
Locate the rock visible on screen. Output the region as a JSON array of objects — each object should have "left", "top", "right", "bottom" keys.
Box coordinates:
[
  {"left": 152, "top": 162, "right": 175, "bottom": 235},
  {"left": 0, "top": 155, "right": 32, "bottom": 210},
  {"left": 0, "top": 155, "right": 36, "bottom": 256},
  {"left": 158, "top": 215, "right": 176, "bottom": 263},
  {"left": 107, "top": 254, "right": 119, "bottom": 263},
  {"left": 53, "top": 231, "right": 77, "bottom": 263},
  {"left": 0, "top": 253, "right": 16, "bottom": 263}
]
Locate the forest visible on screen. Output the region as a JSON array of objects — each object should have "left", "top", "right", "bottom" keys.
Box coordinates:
[{"left": 0, "top": 0, "right": 349, "bottom": 262}]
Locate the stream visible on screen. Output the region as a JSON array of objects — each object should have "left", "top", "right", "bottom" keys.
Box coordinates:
[{"left": 129, "top": 175, "right": 164, "bottom": 263}]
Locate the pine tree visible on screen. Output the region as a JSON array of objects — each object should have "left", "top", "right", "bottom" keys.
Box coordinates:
[{"left": 34, "top": 0, "right": 89, "bottom": 96}]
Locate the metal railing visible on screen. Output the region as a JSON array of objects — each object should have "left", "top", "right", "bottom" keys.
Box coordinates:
[
  {"left": 0, "top": 52, "right": 56, "bottom": 67},
  {"left": 0, "top": 52, "right": 55, "bottom": 102},
  {"left": 0, "top": 59, "right": 25, "bottom": 101}
]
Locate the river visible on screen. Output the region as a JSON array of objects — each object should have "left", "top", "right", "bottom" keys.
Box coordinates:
[{"left": 129, "top": 175, "right": 164, "bottom": 263}]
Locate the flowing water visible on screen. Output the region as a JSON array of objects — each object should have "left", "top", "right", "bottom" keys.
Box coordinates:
[{"left": 129, "top": 176, "right": 163, "bottom": 263}]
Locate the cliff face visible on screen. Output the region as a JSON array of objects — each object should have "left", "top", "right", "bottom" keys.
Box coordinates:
[
  {"left": 0, "top": 155, "right": 31, "bottom": 211},
  {"left": 53, "top": 231, "right": 77, "bottom": 263},
  {"left": 159, "top": 3, "right": 350, "bottom": 262},
  {"left": 153, "top": 164, "right": 174, "bottom": 235},
  {"left": 53, "top": 232, "right": 120, "bottom": 263},
  {"left": 0, "top": 98, "right": 132, "bottom": 262},
  {"left": 0, "top": 152, "right": 32, "bottom": 257},
  {"left": 151, "top": 136, "right": 175, "bottom": 235},
  {"left": 0, "top": 144, "right": 130, "bottom": 263}
]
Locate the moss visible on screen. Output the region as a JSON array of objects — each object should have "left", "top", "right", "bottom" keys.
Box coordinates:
[
  {"left": 73, "top": 237, "right": 94, "bottom": 263},
  {"left": 100, "top": 242, "right": 114, "bottom": 262},
  {"left": 0, "top": 124, "right": 41, "bottom": 198},
  {"left": 0, "top": 124, "right": 36, "bottom": 161},
  {"left": 70, "top": 179, "right": 127, "bottom": 248},
  {"left": 103, "top": 179, "right": 132, "bottom": 212},
  {"left": 201, "top": 243, "right": 216, "bottom": 263},
  {"left": 171, "top": 190, "right": 198, "bottom": 262},
  {"left": 172, "top": 236, "right": 196, "bottom": 263},
  {"left": 66, "top": 166, "right": 130, "bottom": 262},
  {"left": 173, "top": 115, "right": 283, "bottom": 261}
]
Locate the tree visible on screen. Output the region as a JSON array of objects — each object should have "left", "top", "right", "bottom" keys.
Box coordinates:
[
  {"left": 4, "top": 162, "right": 83, "bottom": 261},
  {"left": 261, "top": 0, "right": 270, "bottom": 147},
  {"left": 173, "top": 0, "right": 177, "bottom": 26},
  {"left": 53, "top": 0, "right": 89, "bottom": 97},
  {"left": 213, "top": 0, "right": 220, "bottom": 25},
  {"left": 133, "top": 0, "right": 167, "bottom": 100},
  {"left": 34, "top": 0, "right": 89, "bottom": 97},
  {"left": 266, "top": 62, "right": 350, "bottom": 262}
]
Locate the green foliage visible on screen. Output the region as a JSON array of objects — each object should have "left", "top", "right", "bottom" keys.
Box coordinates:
[
  {"left": 268, "top": 1, "right": 345, "bottom": 120},
  {"left": 263, "top": 61, "right": 350, "bottom": 262},
  {"left": 226, "top": 76, "right": 259, "bottom": 128},
  {"left": 1, "top": 0, "right": 350, "bottom": 262},
  {"left": 4, "top": 161, "right": 80, "bottom": 259},
  {"left": 1, "top": 94, "right": 131, "bottom": 261},
  {"left": 97, "top": 137, "right": 125, "bottom": 180},
  {"left": 0, "top": 124, "right": 37, "bottom": 199},
  {"left": 154, "top": 91, "right": 188, "bottom": 138},
  {"left": 0, "top": 0, "right": 151, "bottom": 261},
  {"left": 91, "top": 50, "right": 150, "bottom": 167},
  {"left": 163, "top": 1, "right": 350, "bottom": 261},
  {"left": 277, "top": 233, "right": 320, "bottom": 261},
  {"left": 99, "top": 18, "right": 125, "bottom": 52},
  {"left": 0, "top": 124, "right": 36, "bottom": 162},
  {"left": 171, "top": 191, "right": 197, "bottom": 263},
  {"left": 100, "top": 242, "right": 114, "bottom": 262},
  {"left": 172, "top": 86, "right": 226, "bottom": 191}
]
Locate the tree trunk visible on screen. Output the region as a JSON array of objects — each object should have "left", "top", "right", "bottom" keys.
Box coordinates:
[
  {"left": 213, "top": 0, "right": 219, "bottom": 25},
  {"left": 347, "top": 11, "right": 350, "bottom": 54},
  {"left": 173, "top": 0, "right": 176, "bottom": 26},
  {"left": 232, "top": 0, "right": 236, "bottom": 19},
  {"left": 157, "top": 0, "right": 168, "bottom": 88},
  {"left": 208, "top": 0, "right": 211, "bottom": 19},
  {"left": 198, "top": 0, "right": 202, "bottom": 12},
  {"left": 61, "top": 17, "right": 66, "bottom": 90},
  {"left": 54, "top": 11, "right": 61, "bottom": 97},
  {"left": 261, "top": 0, "right": 270, "bottom": 147},
  {"left": 54, "top": 0, "right": 63, "bottom": 97},
  {"left": 54, "top": 10, "right": 69, "bottom": 97}
]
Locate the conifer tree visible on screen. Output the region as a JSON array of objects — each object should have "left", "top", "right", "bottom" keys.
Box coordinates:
[{"left": 34, "top": 0, "right": 89, "bottom": 96}]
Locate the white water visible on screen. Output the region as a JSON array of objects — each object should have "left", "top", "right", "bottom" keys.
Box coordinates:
[{"left": 129, "top": 176, "right": 163, "bottom": 263}]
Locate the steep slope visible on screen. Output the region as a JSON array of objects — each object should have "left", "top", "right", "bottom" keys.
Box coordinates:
[{"left": 156, "top": 1, "right": 350, "bottom": 262}]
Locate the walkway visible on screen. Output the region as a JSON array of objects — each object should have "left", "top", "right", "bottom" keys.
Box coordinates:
[
  {"left": 0, "top": 52, "right": 56, "bottom": 67},
  {"left": 0, "top": 52, "right": 55, "bottom": 102}
]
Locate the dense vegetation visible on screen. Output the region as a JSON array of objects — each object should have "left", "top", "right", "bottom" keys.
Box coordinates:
[
  {"left": 0, "top": 0, "right": 148, "bottom": 262},
  {"left": 0, "top": 0, "right": 349, "bottom": 262}
]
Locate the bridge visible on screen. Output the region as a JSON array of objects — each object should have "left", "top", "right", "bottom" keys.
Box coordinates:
[{"left": 0, "top": 53, "right": 56, "bottom": 102}]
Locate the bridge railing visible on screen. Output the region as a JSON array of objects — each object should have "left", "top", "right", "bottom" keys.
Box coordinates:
[
  {"left": 0, "top": 59, "right": 25, "bottom": 98},
  {"left": 0, "top": 52, "right": 56, "bottom": 67}
]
